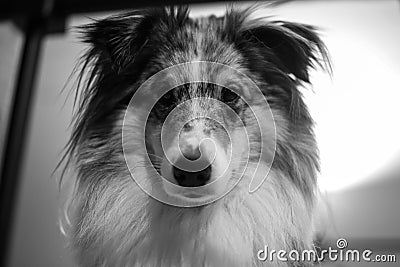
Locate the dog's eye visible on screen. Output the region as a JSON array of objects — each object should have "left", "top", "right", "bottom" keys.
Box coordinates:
[
  {"left": 151, "top": 91, "right": 177, "bottom": 120},
  {"left": 158, "top": 91, "right": 175, "bottom": 107},
  {"left": 221, "top": 88, "right": 239, "bottom": 103}
]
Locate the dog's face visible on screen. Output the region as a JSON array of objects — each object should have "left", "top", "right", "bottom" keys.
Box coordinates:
[
  {"left": 147, "top": 82, "right": 245, "bottom": 197},
  {"left": 144, "top": 75, "right": 272, "bottom": 205},
  {"left": 64, "top": 5, "right": 330, "bottom": 266}
]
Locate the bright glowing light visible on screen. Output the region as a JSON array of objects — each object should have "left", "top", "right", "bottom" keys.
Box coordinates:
[{"left": 305, "top": 34, "right": 400, "bottom": 192}]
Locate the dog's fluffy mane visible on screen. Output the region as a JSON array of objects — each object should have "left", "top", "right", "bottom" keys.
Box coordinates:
[{"left": 60, "top": 5, "right": 331, "bottom": 267}]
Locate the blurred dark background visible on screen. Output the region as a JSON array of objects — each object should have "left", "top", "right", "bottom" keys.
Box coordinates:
[{"left": 0, "top": 1, "right": 399, "bottom": 266}]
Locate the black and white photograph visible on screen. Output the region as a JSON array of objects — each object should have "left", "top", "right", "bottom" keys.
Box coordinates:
[{"left": 0, "top": 0, "right": 399, "bottom": 266}]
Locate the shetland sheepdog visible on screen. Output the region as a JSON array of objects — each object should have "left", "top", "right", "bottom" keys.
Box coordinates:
[{"left": 61, "top": 4, "right": 330, "bottom": 267}]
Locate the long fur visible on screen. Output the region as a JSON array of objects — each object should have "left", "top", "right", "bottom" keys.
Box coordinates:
[{"left": 60, "top": 5, "right": 331, "bottom": 267}]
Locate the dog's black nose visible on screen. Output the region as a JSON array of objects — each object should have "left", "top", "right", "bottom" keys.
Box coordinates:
[
  {"left": 173, "top": 164, "right": 211, "bottom": 187},
  {"left": 182, "top": 146, "right": 201, "bottom": 161}
]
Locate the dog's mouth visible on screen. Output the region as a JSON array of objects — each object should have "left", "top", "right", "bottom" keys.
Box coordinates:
[{"left": 162, "top": 182, "right": 222, "bottom": 203}]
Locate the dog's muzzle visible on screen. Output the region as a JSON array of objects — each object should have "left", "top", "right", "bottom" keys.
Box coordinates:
[
  {"left": 158, "top": 116, "right": 230, "bottom": 204},
  {"left": 172, "top": 140, "right": 213, "bottom": 187}
]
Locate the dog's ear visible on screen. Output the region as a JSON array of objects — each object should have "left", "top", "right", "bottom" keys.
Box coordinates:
[
  {"left": 79, "top": 7, "right": 190, "bottom": 73},
  {"left": 243, "top": 21, "right": 331, "bottom": 82},
  {"left": 79, "top": 11, "right": 156, "bottom": 72}
]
